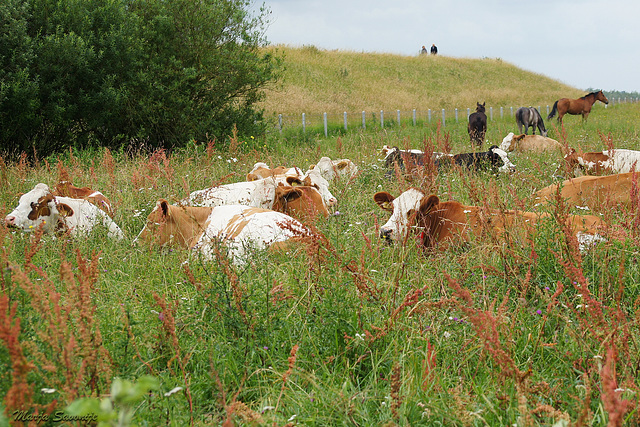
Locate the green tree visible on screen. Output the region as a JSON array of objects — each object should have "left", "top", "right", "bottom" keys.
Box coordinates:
[{"left": 0, "top": 0, "right": 282, "bottom": 157}]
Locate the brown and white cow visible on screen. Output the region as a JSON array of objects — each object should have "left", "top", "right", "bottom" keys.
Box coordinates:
[
  {"left": 135, "top": 201, "right": 309, "bottom": 265},
  {"left": 246, "top": 163, "right": 302, "bottom": 181},
  {"left": 374, "top": 188, "right": 606, "bottom": 252},
  {"left": 4, "top": 183, "right": 124, "bottom": 239},
  {"left": 534, "top": 172, "right": 639, "bottom": 212},
  {"left": 184, "top": 177, "right": 329, "bottom": 222},
  {"left": 564, "top": 148, "right": 640, "bottom": 175},
  {"left": 500, "top": 132, "right": 565, "bottom": 154},
  {"left": 54, "top": 180, "right": 114, "bottom": 217}
]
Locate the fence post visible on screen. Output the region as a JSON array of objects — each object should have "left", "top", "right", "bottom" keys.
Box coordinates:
[
  {"left": 413, "top": 109, "right": 416, "bottom": 126},
  {"left": 455, "top": 108, "right": 459, "bottom": 123},
  {"left": 500, "top": 106, "right": 503, "bottom": 118},
  {"left": 397, "top": 109, "right": 401, "bottom": 126},
  {"left": 546, "top": 105, "right": 549, "bottom": 116},
  {"left": 323, "top": 112, "right": 328, "bottom": 137},
  {"left": 489, "top": 107, "right": 493, "bottom": 121},
  {"left": 467, "top": 107, "right": 470, "bottom": 118},
  {"left": 278, "top": 114, "right": 283, "bottom": 134},
  {"left": 302, "top": 113, "right": 306, "bottom": 134},
  {"left": 344, "top": 112, "right": 348, "bottom": 131},
  {"left": 380, "top": 110, "right": 384, "bottom": 129},
  {"left": 510, "top": 106, "right": 513, "bottom": 116},
  {"left": 428, "top": 109, "right": 432, "bottom": 122},
  {"left": 362, "top": 111, "right": 366, "bottom": 129},
  {"left": 441, "top": 109, "right": 446, "bottom": 127}
]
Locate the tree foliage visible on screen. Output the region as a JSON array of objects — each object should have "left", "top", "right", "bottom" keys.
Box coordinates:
[{"left": 0, "top": 0, "right": 282, "bottom": 157}]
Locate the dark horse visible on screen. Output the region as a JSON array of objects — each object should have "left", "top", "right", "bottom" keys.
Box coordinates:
[
  {"left": 547, "top": 90, "right": 609, "bottom": 123},
  {"left": 516, "top": 107, "right": 547, "bottom": 136},
  {"left": 468, "top": 102, "right": 487, "bottom": 148}
]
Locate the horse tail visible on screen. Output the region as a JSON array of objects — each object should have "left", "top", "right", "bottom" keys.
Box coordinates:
[{"left": 547, "top": 101, "right": 558, "bottom": 120}]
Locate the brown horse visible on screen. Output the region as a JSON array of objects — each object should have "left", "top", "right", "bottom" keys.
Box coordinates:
[{"left": 547, "top": 90, "right": 608, "bottom": 123}]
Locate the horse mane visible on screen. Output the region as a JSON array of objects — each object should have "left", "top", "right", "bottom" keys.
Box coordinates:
[{"left": 580, "top": 90, "right": 601, "bottom": 99}]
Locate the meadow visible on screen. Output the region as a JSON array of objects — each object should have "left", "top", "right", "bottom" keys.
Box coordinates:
[{"left": 2, "top": 52, "right": 640, "bottom": 425}]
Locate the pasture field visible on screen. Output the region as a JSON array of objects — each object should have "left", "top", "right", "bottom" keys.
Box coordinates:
[{"left": 1, "top": 101, "right": 640, "bottom": 426}]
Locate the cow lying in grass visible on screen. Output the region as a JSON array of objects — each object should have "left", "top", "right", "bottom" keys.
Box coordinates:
[
  {"left": 308, "top": 157, "right": 358, "bottom": 181},
  {"left": 184, "top": 177, "right": 330, "bottom": 222},
  {"left": 534, "top": 172, "right": 640, "bottom": 212},
  {"left": 435, "top": 145, "right": 516, "bottom": 174},
  {"left": 244, "top": 165, "right": 337, "bottom": 208},
  {"left": 135, "top": 201, "right": 309, "bottom": 265},
  {"left": 5, "top": 183, "right": 124, "bottom": 239},
  {"left": 564, "top": 148, "right": 640, "bottom": 175},
  {"left": 374, "top": 188, "right": 606, "bottom": 252},
  {"left": 500, "top": 132, "right": 565, "bottom": 154},
  {"left": 381, "top": 146, "right": 448, "bottom": 178}
]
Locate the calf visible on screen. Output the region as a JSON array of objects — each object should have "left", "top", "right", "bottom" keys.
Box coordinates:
[
  {"left": 564, "top": 148, "right": 640, "bottom": 175},
  {"left": 5, "top": 183, "right": 124, "bottom": 239},
  {"left": 308, "top": 157, "right": 358, "bottom": 181},
  {"left": 374, "top": 189, "right": 605, "bottom": 252},
  {"left": 54, "top": 180, "right": 114, "bottom": 217},
  {"left": 435, "top": 145, "right": 516, "bottom": 174},
  {"left": 534, "top": 172, "right": 639, "bottom": 212},
  {"left": 500, "top": 133, "right": 565, "bottom": 154},
  {"left": 184, "top": 177, "right": 329, "bottom": 221},
  {"left": 135, "top": 201, "right": 309, "bottom": 265}
]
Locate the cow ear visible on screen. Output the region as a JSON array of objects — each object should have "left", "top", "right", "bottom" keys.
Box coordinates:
[
  {"left": 419, "top": 195, "right": 440, "bottom": 215},
  {"left": 246, "top": 173, "right": 258, "bottom": 181},
  {"left": 336, "top": 161, "right": 348, "bottom": 170},
  {"left": 373, "top": 192, "right": 395, "bottom": 211},
  {"left": 286, "top": 176, "right": 303, "bottom": 186},
  {"left": 308, "top": 164, "right": 316, "bottom": 170},
  {"left": 277, "top": 186, "right": 302, "bottom": 202},
  {"left": 158, "top": 200, "right": 170, "bottom": 217},
  {"left": 57, "top": 203, "right": 74, "bottom": 217}
]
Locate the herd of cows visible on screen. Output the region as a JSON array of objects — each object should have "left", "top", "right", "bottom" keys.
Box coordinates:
[{"left": 3, "top": 130, "right": 640, "bottom": 263}]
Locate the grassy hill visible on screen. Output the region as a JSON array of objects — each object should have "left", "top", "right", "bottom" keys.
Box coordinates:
[{"left": 259, "top": 45, "right": 584, "bottom": 115}]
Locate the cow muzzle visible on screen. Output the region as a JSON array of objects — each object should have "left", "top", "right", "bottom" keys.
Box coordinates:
[{"left": 379, "top": 228, "right": 393, "bottom": 243}]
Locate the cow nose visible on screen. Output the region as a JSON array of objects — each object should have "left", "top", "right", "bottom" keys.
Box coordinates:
[
  {"left": 327, "top": 197, "right": 337, "bottom": 207},
  {"left": 4, "top": 215, "right": 16, "bottom": 228}
]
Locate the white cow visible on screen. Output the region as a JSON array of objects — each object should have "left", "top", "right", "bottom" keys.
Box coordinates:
[
  {"left": 135, "top": 201, "right": 310, "bottom": 265},
  {"left": 5, "top": 183, "right": 124, "bottom": 239},
  {"left": 308, "top": 157, "right": 358, "bottom": 181}
]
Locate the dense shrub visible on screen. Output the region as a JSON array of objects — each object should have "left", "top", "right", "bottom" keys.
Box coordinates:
[{"left": 0, "top": 0, "right": 282, "bottom": 157}]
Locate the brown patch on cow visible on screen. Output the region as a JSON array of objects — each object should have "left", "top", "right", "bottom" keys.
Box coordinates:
[
  {"left": 272, "top": 184, "right": 328, "bottom": 221},
  {"left": 54, "top": 181, "right": 114, "bottom": 217},
  {"left": 56, "top": 203, "right": 75, "bottom": 218},
  {"left": 222, "top": 207, "right": 272, "bottom": 240},
  {"left": 138, "top": 201, "right": 213, "bottom": 249},
  {"left": 27, "top": 194, "right": 54, "bottom": 220}
]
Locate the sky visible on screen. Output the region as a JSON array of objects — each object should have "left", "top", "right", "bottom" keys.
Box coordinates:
[{"left": 257, "top": 0, "right": 640, "bottom": 93}]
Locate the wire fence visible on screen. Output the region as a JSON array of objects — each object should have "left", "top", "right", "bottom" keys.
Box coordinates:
[{"left": 270, "top": 97, "right": 639, "bottom": 137}]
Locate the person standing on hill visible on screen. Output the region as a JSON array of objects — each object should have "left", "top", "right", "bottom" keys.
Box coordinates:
[
  {"left": 430, "top": 44, "right": 438, "bottom": 55},
  {"left": 421, "top": 45, "right": 428, "bottom": 55}
]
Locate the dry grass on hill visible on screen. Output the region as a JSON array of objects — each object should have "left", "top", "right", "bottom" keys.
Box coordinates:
[{"left": 259, "top": 45, "right": 584, "bottom": 115}]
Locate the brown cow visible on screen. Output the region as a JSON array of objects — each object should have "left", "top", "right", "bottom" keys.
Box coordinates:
[
  {"left": 534, "top": 172, "right": 640, "bottom": 212},
  {"left": 413, "top": 194, "right": 605, "bottom": 251},
  {"left": 499, "top": 133, "right": 565, "bottom": 154}
]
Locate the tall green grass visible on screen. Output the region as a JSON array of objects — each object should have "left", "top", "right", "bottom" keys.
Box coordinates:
[{"left": 0, "top": 99, "right": 639, "bottom": 425}]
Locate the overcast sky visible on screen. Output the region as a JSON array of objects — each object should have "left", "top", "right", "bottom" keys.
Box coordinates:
[{"left": 258, "top": 0, "right": 640, "bottom": 93}]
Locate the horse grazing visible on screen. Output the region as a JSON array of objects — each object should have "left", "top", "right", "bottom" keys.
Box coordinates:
[
  {"left": 515, "top": 107, "right": 547, "bottom": 136},
  {"left": 468, "top": 102, "right": 487, "bottom": 148},
  {"left": 547, "top": 90, "right": 609, "bottom": 123}
]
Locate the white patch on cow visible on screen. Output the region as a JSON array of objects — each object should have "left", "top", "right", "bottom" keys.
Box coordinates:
[
  {"left": 602, "top": 149, "right": 640, "bottom": 173},
  {"left": 500, "top": 132, "right": 514, "bottom": 152},
  {"left": 194, "top": 205, "right": 309, "bottom": 265},
  {"left": 302, "top": 168, "right": 337, "bottom": 207},
  {"left": 378, "top": 188, "right": 425, "bottom": 241},
  {"left": 490, "top": 147, "right": 516, "bottom": 173},
  {"left": 576, "top": 231, "right": 606, "bottom": 252}
]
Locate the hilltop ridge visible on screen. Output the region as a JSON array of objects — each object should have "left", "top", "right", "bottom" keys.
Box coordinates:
[{"left": 259, "top": 45, "right": 584, "bottom": 115}]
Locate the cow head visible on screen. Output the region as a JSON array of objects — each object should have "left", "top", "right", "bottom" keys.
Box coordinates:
[
  {"left": 488, "top": 146, "right": 516, "bottom": 173},
  {"left": 272, "top": 183, "right": 329, "bottom": 220},
  {"left": 300, "top": 169, "right": 337, "bottom": 207},
  {"left": 310, "top": 157, "right": 358, "bottom": 181},
  {"left": 135, "top": 200, "right": 212, "bottom": 248},
  {"left": 5, "top": 183, "right": 71, "bottom": 233},
  {"left": 374, "top": 188, "right": 425, "bottom": 242}
]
